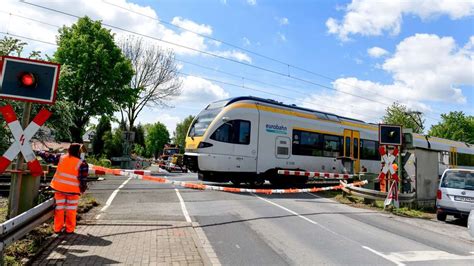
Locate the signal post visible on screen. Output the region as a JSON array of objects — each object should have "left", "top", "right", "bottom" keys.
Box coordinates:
[
  {"left": 0, "top": 56, "right": 60, "bottom": 218},
  {"left": 378, "top": 124, "right": 402, "bottom": 208}
]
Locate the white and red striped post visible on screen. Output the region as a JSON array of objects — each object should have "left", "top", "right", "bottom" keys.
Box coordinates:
[{"left": 0, "top": 104, "right": 52, "bottom": 217}]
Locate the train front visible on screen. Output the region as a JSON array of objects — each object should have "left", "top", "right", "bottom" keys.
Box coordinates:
[{"left": 183, "top": 100, "right": 226, "bottom": 178}]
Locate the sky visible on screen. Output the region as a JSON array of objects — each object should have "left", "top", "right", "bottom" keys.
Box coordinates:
[{"left": 1, "top": 0, "right": 473, "bottom": 134}]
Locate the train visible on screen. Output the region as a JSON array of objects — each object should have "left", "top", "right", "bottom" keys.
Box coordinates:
[{"left": 184, "top": 96, "right": 474, "bottom": 185}]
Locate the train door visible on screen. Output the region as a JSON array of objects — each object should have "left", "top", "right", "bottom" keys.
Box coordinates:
[
  {"left": 449, "top": 147, "right": 457, "bottom": 168},
  {"left": 232, "top": 110, "right": 259, "bottom": 172},
  {"left": 343, "top": 129, "right": 360, "bottom": 173}
]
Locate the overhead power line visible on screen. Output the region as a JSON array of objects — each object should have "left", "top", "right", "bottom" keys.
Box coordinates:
[
  {"left": 20, "top": 0, "right": 445, "bottom": 122},
  {"left": 100, "top": 0, "right": 451, "bottom": 121},
  {"left": 3, "top": 5, "right": 443, "bottom": 123},
  {"left": 18, "top": 1, "right": 409, "bottom": 109},
  {"left": 0, "top": 30, "right": 382, "bottom": 122},
  {"left": 100, "top": 0, "right": 410, "bottom": 107}
]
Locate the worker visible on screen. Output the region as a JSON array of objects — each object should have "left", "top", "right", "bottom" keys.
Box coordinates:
[
  {"left": 392, "top": 163, "right": 398, "bottom": 172},
  {"left": 50, "top": 143, "right": 89, "bottom": 234}
]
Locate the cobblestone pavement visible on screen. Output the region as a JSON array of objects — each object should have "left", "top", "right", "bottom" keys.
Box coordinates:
[{"left": 33, "top": 220, "right": 205, "bottom": 265}]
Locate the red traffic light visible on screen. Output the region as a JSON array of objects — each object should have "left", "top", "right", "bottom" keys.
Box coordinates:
[{"left": 19, "top": 72, "right": 37, "bottom": 88}]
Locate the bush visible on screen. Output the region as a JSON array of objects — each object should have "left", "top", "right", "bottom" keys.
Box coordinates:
[{"left": 87, "top": 155, "right": 111, "bottom": 167}]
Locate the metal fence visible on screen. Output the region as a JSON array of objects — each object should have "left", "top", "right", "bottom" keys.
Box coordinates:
[{"left": 0, "top": 199, "right": 54, "bottom": 253}]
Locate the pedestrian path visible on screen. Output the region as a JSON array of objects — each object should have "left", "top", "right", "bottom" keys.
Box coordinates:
[{"left": 34, "top": 220, "right": 205, "bottom": 265}]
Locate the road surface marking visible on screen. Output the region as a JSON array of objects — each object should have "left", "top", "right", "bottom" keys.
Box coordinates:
[
  {"left": 100, "top": 176, "right": 132, "bottom": 212},
  {"left": 175, "top": 188, "right": 192, "bottom": 223},
  {"left": 386, "top": 250, "right": 474, "bottom": 262},
  {"left": 253, "top": 193, "right": 414, "bottom": 266},
  {"left": 253, "top": 194, "right": 320, "bottom": 225},
  {"left": 362, "top": 246, "right": 405, "bottom": 266}
]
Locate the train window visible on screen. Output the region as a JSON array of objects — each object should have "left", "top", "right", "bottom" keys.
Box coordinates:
[
  {"left": 323, "top": 135, "right": 342, "bottom": 157},
  {"left": 345, "top": 137, "right": 351, "bottom": 157},
  {"left": 211, "top": 122, "right": 232, "bottom": 143},
  {"left": 353, "top": 138, "right": 359, "bottom": 159},
  {"left": 238, "top": 121, "right": 251, "bottom": 144},
  {"left": 189, "top": 108, "right": 223, "bottom": 137},
  {"left": 360, "top": 140, "right": 380, "bottom": 160},
  {"left": 292, "top": 129, "right": 323, "bottom": 156},
  {"left": 458, "top": 153, "right": 474, "bottom": 167},
  {"left": 210, "top": 120, "right": 251, "bottom": 145}
]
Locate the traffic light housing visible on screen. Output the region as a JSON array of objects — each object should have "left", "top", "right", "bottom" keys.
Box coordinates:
[
  {"left": 379, "top": 124, "right": 402, "bottom": 146},
  {"left": 0, "top": 56, "right": 60, "bottom": 104}
]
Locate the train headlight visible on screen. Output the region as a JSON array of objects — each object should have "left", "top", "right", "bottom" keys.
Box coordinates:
[{"left": 197, "top": 142, "right": 213, "bottom": 148}]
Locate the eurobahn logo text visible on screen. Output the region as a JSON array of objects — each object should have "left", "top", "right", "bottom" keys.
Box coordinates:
[{"left": 265, "top": 124, "right": 287, "bottom": 134}]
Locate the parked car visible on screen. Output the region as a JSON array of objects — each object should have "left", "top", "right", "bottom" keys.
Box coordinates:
[{"left": 436, "top": 168, "right": 474, "bottom": 221}]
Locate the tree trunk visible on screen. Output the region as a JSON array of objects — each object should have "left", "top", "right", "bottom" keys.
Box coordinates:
[{"left": 69, "top": 117, "right": 87, "bottom": 143}]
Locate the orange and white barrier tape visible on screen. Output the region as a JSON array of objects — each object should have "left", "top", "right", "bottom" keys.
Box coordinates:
[
  {"left": 88, "top": 168, "right": 150, "bottom": 176},
  {"left": 278, "top": 170, "right": 354, "bottom": 179},
  {"left": 90, "top": 165, "right": 367, "bottom": 194}
]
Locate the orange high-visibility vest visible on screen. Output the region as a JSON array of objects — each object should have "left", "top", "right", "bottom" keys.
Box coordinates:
[{"left": 51, "top": 155, "right": 82, "bottom": 194}]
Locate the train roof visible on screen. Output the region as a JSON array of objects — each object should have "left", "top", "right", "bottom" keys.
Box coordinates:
[{"left": 221, "top": 96, "right": 367, "bottom": 124}]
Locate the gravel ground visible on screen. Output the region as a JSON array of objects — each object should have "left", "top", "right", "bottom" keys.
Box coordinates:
[{"left": 0, "top": 196, "right": 8, "bottom": 222}]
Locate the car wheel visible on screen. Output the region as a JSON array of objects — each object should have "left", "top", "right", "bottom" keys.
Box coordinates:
[{"left": 437, "top": 212, "right": 447, "bottom": 221}]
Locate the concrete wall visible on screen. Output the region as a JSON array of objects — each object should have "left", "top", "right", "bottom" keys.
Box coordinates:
[{"left": 414, "top": 148, "right": 439, "bottom": 207}]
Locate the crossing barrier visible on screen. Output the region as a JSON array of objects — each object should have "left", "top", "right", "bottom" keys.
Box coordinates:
[
  {"left": 88, "top": 168, "right": 150, "bottom": 176},
  {"left": 277, "top": 170, "right": 354, "bottom": 179},
  {"left": 91, "top": 165, "right": 367, "bottom": 194}
]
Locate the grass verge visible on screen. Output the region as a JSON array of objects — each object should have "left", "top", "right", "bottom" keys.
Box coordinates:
[
  {"left": 2, "top": 194, "right": 99, "bottom": 264},
  {"left": 0, "top": 197, "right": 8, "bottom": 223},
  {"left": 316, "top": 190, "right": 435, "bottom": 219}
]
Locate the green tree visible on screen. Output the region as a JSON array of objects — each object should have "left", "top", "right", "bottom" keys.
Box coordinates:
[
  {"left": 429, "top": 111, "right": 474, "bottom": 144},
  {"left": 54, "top": 17, "right": 134, "bottom": 142},
  {"left": 173, "top": 115, "right": 194, "bottom": 153},
  {"left": 131, "top": 124, "right": 146, "bottom": 156},
  {"left": 145, "top": 122, "right": 169, "bottom": 159},
  {"left": 103, "top": 128, "right": 123, "bottom": 158},
  {"left": 382, "top": 103, "right": 424, "bottom": 133},
  {"left": 92, "top": 116, "right": 112, "bottom": 155}
]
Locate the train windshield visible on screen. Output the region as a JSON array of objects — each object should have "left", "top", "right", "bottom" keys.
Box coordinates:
[{"left": 189, "top": 106, "right": 223, "bottom": 137}]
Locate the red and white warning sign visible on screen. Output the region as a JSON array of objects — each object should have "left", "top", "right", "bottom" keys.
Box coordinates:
[
  {"left": 378, "top": 145, "right": 399, "bottom": 182},
  {"left": 0, "top": 104, "right": 52, "bottom": 176}
]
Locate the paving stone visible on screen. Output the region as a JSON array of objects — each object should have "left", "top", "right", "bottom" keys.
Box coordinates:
[{"left": 32, "top": 220, "right": 204, "bottom": 265}]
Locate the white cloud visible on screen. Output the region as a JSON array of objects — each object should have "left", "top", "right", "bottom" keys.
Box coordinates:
[
  {"left": 213, "top": 50, "right": 252, "bottom": 63},
  {"left": 326, "top": 0, "right": 474, "bottom": 40},
  {"left": 138, "top": 112, "right": 182, "bottom": 134},
  {"left": 175, "top": 76, "right": 229, "bottom": 104},
  {"left": 247, "top": 0, "right": 257, "bottom": 6},
  {"left": 171, "top": 17, "right": 212, "bottom": 35},
  {"left": 277, "top": 32, "right": 287, "bottom": 42},
  {"left": 382, "top": 34, "right": 472, "bottom": 103},
  {"left": 302, "top": 34, "right": 473, "bottom": 122},
  {"left": 279, "top": 17, "right": 289, "bottom": 26},
  {"left": 0, "top": 0, "right": 251, "bottom": 62},
  {"left": 367, "top": 47, "right": 389, "bottom": 58}
]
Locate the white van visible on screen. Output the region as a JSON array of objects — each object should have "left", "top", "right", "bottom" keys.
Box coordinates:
[{"left": 436, "top": 169, "right": 474, "bottom": 221}]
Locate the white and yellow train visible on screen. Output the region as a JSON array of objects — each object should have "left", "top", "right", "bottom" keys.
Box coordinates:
[{"left": 184, "top": 96, "right": 474, "bottom": 185}]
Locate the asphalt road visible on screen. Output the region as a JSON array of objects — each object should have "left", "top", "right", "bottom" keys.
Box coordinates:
[{"left": 87, "top": 172, "right": 474, "bottom": 266}]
